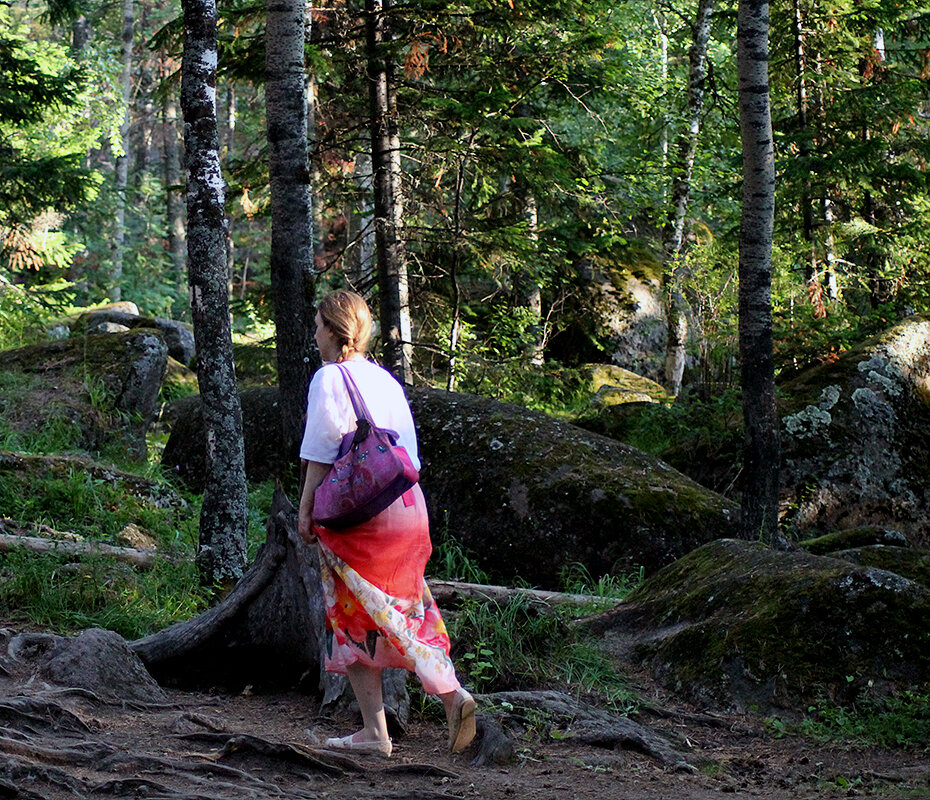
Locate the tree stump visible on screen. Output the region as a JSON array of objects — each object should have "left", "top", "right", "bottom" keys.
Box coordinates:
[{"left": 130, "top": 487, "right": 410, "bottom": 728}]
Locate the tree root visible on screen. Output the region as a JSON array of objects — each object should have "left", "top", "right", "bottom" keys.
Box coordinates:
[{"left": 484, "top": 690, "right": 696, "bottom": 771}]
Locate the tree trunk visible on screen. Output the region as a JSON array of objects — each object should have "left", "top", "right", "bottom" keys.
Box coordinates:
[
  {"left": 163, "top": 86, "right": 186, "bottom": 314},
  {"left": 182, "top": 0, "right": 249, "bottom": 586},
  {"left": 223, "top": 84, "right": 237, "bottom": 288},
  {"left": 737, "top": 0, "right": 782, "bottom": 546},
  {"left": 349, "top": 149, "right": 376, "bottom": 290},
  {"left": 792, "top": 0, "right": 816, "bottom": 288},
  {"left": 366, "top": 0, "right": 412, "bottom": 384},
  {"left": 661, "top": 0, "right": 714, "bottom": 395},
  {"left": 109, "top": 0, "right": 135, "bottom": 302},
  {"left": 265, "top": 0, "right": 318, "bottom": 458},
  {"left": 514, "top": 180, "right": 544, "bottom": 366}
]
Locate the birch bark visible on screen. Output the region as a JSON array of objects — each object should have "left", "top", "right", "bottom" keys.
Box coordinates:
[{"left": 737, "top": 0, "right": 782, "bottom": 545}]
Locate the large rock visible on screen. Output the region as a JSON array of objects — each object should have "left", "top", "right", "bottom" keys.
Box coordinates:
[
  {"left": 8, "top": 628, "right": 167, "bottom": 703},
  {"left": 163, "top": 385, "right": 739, "bottom": 587},
  {"left": 162, "top": 388, "right": 290, "bottom": 490},
  {"left": 779, "top": 314, "right": 930, "bottom": 543},
  {"left": 0, "top": 331, "right": 168, "bottom": 460},
  {"left": 587, "top": 538, "right": 930, "bottom": 713},
  {"left": 549, "top": 255, "right": 689, "bottom": 383},
  {"left": 409, "top": 388, "right": 738, "bottom": 586},
  {"left": 72, "top": 308, "right": 196, "bottom": 368}
]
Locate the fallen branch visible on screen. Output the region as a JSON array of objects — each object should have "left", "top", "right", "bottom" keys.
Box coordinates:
[
  {"left": 0, "top": 531, "right": 161, "bottom": 569},
  {"left": 427, "top": 580, "right": 623, "bottom": 610}
]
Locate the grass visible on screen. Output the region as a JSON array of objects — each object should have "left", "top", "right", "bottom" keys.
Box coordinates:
[
  {"left": 767, "top": 690, "right": 930, "bottom": 749},
  {"left": 446, "top": 592, "right": 640, "bottom": 714},
  {"left": 0, "top": 547, "right": 205, "bottom": 640}
]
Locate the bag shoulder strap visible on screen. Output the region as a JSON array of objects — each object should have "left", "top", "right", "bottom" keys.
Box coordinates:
[{"left": 334, "top": 362, "right": 374, "bottom": 423}]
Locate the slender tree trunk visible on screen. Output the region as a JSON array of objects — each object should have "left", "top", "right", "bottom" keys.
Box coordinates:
[
  {"left": 266, "top": 0, "right": 318, "bottom": 458},
  {"left": 737, "top": 0, "right": 782, "bottom": 546},
  {"left": 792, "top": 0, "right": 817, "bottom": 289},
  {"left": 182, "top": 0, "right": 248, "bottom": 586},
  {"left": 109, "top": 0, "right": 135, "bottom": 302},
  {"left": 349, "top": 149, "right": 376, "bottom": 289},
  {"left": 223, "top": 85, "right": 237, "bottom": 288},
  {"left": 366, "top": 0, "right": 412, "bottom": 383},
  {"left": 661, "top": 0, "right": 715, "bottom": 395},
  {"left": 163, "top": 85, "right": 187, "bottom": 315},
  {"left": 447, "top": 160, "right": 465, "bottom": 391},
  {"left": 514, "top": 181, "right": 544, "bottom": 366},
  {"left": 71, "top": 15, "right": 92, "bottom": 53}
]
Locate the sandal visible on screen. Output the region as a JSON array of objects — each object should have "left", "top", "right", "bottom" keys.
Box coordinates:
[
  {"left": 447, "top": 688, "right": 477, "bottom": 753},
  {"left": 324, "top": 733, "right": 392, "bottom": 757}
]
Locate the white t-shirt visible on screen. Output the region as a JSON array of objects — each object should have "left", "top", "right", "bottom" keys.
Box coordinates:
[{"left": 299, "top": 358, "right": 421, "bottom": 470}]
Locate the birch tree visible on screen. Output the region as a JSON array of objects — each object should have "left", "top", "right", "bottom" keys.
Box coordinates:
[
  {"left": 737, "top": 0, "right": 782, "bottom": 545},
  {"left": 662, "top": 0, "right": 715, "bottom": 395},
  {"left": 366, "top": 0, "right": 412, "bottom": 384},
  {"left": 265, "top": 0, "right": 317, "bottom": 455},
  {"left": 182, "top": 0, "right": 248, "bottom": 585},
  {"left": 109, "top": 0, "right": 134, "bottom": 302}
]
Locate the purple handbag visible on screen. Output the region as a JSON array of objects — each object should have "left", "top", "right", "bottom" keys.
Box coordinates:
[{"left": 313, "top": 363, "right": 419, "bottom": 530}]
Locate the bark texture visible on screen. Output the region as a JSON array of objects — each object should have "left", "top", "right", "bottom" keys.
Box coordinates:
[
  {"left": 366, "top": 0, "right": 412, "bottom": 383},
  {"left": 265, "top": 0, "right": 318, "bottom": 458},
  {"left": 163, "top": 89, "right": 187, "bottom": 314},
  {"left": 661, "top": 0, "right": 714, "bottom": 395},
  {"left": 182, "top": 0, "right": 249, "bottom": 584},
  {"left": 109, "top": 0, "right": 135, "bottom": 302},
  {"left": 737, "top": 0, "right": 781, "bottom": 545}
]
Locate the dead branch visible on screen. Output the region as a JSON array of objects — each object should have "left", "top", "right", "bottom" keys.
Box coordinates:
[
  {"left": 426, "top": 580, "right": 623, "bottom": 611},
  {"left": 0, "top": 531, "right": 162, "bottom": 569}
]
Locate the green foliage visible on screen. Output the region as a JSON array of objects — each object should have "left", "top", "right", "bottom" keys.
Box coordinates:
[
  {"left": 0, "top": 464, "right": 199, "bottom": 548},
  {"left": 428, "top": 521, "right": 490, "bottom": 584},
  {"left": 0, "top": 279, "right": 78, "bottom": 350},
  {"left": 768, "top": 689, "right": 930, "bottom": 749},
  {"left": 560, "top": 562, "right": 644, "bottom": 603},
  {"left": 447, "top": 593, "right": 638, "bottom": 712},
  {"left": 0, "top": 548, "right": 205, "bottom": 639}
]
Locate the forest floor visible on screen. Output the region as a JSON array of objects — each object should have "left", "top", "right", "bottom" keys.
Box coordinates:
[{"left": 3, "top": 655, "right": 929, "bottom": 800}]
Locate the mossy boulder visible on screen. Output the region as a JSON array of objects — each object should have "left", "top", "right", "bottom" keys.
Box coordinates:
[
  {"left": 548, "top": 253, "right": 669, "bottom": 381},
  {"left": 0, "top": 331, "right": 168, "bottom": 461},
  {"left": 829, "top": 545, "right": 930, "bottom": 590},
  {"left": 580, "top": 364, "right": 671, "bottom": 407},
  {"left": 163, "top": 386, "right": 739, "bottom": 587},
  {"left": 799, "top": 526, "right": 909, "bottom": 556},
  {"left": 779, "top": 314, "right": 930, "bottom": 543},
  {"left": 587, "top": 538, "right": 930, "bottom": 713},
  {"left": 407, "top": 388, "right": 738, "bottom": 587},
  {"left": 162, "top": 388, "right": 290, "bottom": 491},
  {"left": 71, "top": 308, "right": 195, "bottom": 368}
]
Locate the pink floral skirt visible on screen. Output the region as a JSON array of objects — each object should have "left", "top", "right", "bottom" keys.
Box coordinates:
[{"left": 314, "top": 484, "right": 459, "bottom": 696}]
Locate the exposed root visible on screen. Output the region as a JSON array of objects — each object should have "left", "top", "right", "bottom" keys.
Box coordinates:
[{"left": 484, "top": 690, "right": 696, "bottom": 772}]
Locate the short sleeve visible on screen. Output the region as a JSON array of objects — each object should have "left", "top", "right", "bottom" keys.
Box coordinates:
[{"left": 298, "top": 366, "right": 352, "bottom": 463}]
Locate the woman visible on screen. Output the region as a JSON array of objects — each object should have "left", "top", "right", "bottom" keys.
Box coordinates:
[{"left": 297, "top": 290, "right": 476, "bottom": 758}]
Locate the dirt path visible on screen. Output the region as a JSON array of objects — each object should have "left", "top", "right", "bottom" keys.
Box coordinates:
[{"left": 1, "top": 680, "right": 927, "bottom": 800}]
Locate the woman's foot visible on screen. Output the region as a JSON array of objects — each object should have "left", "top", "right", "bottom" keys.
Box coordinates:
[
  {"left": 323, "top": 731, "right": 392, "bottom": 757},
  {"left": 445, "top": 688, "right": 477, "bottom": 753}
]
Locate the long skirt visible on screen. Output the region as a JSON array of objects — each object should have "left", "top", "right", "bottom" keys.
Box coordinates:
[{"left": 314, "top": 483, "right": 459, "bottom": 696}]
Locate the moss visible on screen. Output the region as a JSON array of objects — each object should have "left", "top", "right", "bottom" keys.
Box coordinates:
[
  {"left": 611, "top": 539, "right": 930, "bottom": 712},
  {"left": 800, "top": 527, "right": 908, "bottom": 556}
]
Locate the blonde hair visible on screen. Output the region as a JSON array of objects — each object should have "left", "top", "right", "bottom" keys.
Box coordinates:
[{"left": 318, "top": 290, "right": 373, "bottom": 362}]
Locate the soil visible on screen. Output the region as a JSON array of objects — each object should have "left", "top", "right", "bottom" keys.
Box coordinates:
[{"left": 3, "top": 662, "right": 928, "bottom": 800}]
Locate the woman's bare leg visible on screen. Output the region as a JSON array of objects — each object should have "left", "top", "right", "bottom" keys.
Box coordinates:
[{"left": 345, "top": 662, "right": 390, "bottom": 743}]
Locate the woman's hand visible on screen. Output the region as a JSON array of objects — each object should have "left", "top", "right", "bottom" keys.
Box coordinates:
[
  {"left": 298, "top": 502, "right": 317, "bottom": 544},
  {"left": 298, "top": 460, "right": 332, "bottom": 545}
]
